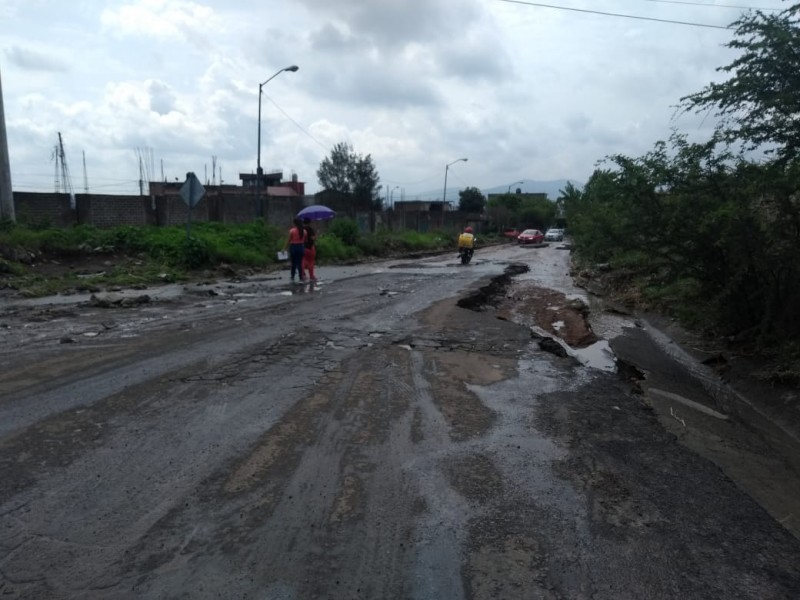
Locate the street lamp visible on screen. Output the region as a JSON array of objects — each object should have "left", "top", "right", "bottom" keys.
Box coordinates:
[
  {"left": 256, "top": 64, "right": 299, "bottom": 218},
  {"left": 508, "top": 180, "right": 524, "bottom": 193},
  {"left": 443, "top": 157, "right": 467, "bottom": 205},
  {"left": 389, "top": 185, "right": 400, "bottom": 207}
]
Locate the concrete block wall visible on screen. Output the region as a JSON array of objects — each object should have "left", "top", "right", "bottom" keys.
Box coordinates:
[
  {"left": 156, "top": 195, "right": 210, "bottom": 227},
  {"left": 78, "top": 194, "right": 154, "bottom": 228},
  {"left": 11, "top": 190, "right": 484, "bottom": 234},
  {"left": 214, "top": 194, "right": 256, "bottom": 224},
  {"left": 268, "top": 197, "right": 304, "bottom": 229},
  {"left": 13, "top": 192, "right": 75, "bottom": 227}
]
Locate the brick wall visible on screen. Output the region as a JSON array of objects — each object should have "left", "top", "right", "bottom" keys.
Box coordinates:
[
  {"left": 155, "top": 195, "right": 210, "bottom": 227},
  {"left": 78, "top": 194, "right": 154, "bottom": 228},
  {"left": 12, "top": 190, "right": 480, "bottom": 233},
  {"left": 14, "top": 192, "right": 75, "bottom": 227},
  {"left": 269, "top": 197, "right": 305, "bottom": 229},
  {"left": 386, "top": 209, "right": 485, "bottom": 233},
  {"left": 213, "top": 192, "right": 256, "bottom": 224}
]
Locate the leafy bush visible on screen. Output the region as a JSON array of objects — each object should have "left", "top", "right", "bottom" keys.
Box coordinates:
[
  {"left": 0, "top": 258, "right": 24, "bottom": 275},
  {"left": 567, "top": 135, "right": 800, "bottom": 348},
  {"left": 352, "top": 230, "right": 450, "bottom": 256},
  {"left": 355, "top": 235, "right": 387, "bottom": 256},
  {"left": 0, "top": 218, "right": 16, "bottom": 233},
  {"left": 176, "top": 236, "right": 213, "bottom": 269},
  {"left": 329, "top": 218, "right": 360, "bottom": 246},
  {"left": 317, "top": 234, "right": 360, "bottom": 261},
  {"left": 110, "top": 226, "right": 150, "bottom": 252}
]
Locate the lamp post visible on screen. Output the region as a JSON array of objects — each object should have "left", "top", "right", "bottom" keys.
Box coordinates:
[
  {"left": 443, "top": 158, "right": 467, "bottom": 203},
  {"left": 389, "top": 185, "right": 400, "bottom": 208},
  {"left": 508, "top": 180, "right": 524, "bottom": 193},
  {"left": 442, "top": 158, "right": 467, "bottom": 229},
  {"left": 256, "top": 64, "right": 299, "bottom": 218}
]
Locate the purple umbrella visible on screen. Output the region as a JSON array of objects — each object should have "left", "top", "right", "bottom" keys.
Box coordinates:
[{"left": 297, "top": 204, "right": 336, "bottom": 221}]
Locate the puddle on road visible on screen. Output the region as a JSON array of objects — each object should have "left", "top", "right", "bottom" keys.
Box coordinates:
[
  {"left": 5, "top": 283, "right": 188, "bottom": 308},
  {"left": 589, "top": 311, "right": 636, "bottom": 339},
  {"left": 572, "top": 339, "right": 617, "bottom": 372}
]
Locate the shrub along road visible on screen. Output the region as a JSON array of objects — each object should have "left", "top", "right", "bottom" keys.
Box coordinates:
[{"left": 1, "top": 244, "right": 799, "bottom": 598}]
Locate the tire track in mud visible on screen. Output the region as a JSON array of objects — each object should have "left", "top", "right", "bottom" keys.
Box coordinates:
[
  {"left": 107, "top": 343, "right": 421, "bottom": 598},
  {"left": 20, "top": 257, "right": 794, "bottom": 598},
  {"left": 2, "top": 257, "right": 616, "bottom": 599},
  {"left": 407, "top": 272, "right": 577, "bottom": 599},
  {"left": 116, "top": 280, "right": 536, "bottom": 598},
  {"left": 0, "top": 322, "right": 379, "bottom": 598},
  {"left": 0, "top": 270, "right": 474, "bottom": 597},
  {"left": 0, "top": 331, "right": 323, "bottom": 506}
]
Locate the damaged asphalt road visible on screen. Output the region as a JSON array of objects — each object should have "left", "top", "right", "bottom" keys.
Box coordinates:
[{"left": 1, "top": 244, "right": 800, "bottom": 599}]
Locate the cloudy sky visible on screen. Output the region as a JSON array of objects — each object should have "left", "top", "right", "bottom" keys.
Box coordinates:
[{"left": 0, "top": 0, "right": 787, "bottom": 200}]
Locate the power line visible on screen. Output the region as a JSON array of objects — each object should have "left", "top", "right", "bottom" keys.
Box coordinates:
[
  {"left": 633, "top": 0, "right": 780, "bottom": 11},
  {"left": 497, "top": 0, "right": 733, "bottom": 29},
  {"left": 263, "top": 93, "right": 330, "bottom": 152}
]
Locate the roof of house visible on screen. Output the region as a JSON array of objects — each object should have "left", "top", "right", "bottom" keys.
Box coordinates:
[{"left": 266, "top": 186, "right": 299, "bottom": 197}]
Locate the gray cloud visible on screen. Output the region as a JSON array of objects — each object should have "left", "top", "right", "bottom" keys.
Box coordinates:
[
  {"left": 1, "top": 0, "right": 756, "bottom": 196},
  {"left": 146, "top": 80, "right": 177, "bottom": 115},
  {"left": 297, "top": 0, "right": 480, "bottom": 47},
  {"left": 5, "top": 45, "right": 67, "bottom": 72}
]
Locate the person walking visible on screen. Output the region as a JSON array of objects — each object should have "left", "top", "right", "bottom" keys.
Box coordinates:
[
  {"left": 284, "top": 217, "right": 307, "bottom": 282},
  {"left": 302, "top": 217, "right": 317, "bottom": 281}
]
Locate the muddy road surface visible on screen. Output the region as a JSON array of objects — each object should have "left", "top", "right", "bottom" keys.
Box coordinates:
[{"left": 2, "top": 243, "right": 800, "bottom": 599}]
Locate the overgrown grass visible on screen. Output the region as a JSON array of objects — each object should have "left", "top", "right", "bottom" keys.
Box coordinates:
[
  {"left": 1, "top": 221, "right": 284, "bottom": 266},
  {"left": 0, "top": 221, "right": 457, "bottom": 296},
  {"left": 355, "top": 229, "right": 452, "bottom": 257}
]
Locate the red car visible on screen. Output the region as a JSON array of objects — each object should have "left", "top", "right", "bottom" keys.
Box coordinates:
[
  {"left": 502, "top": 228, "right": 520, "bottom": 239},
  {"left": 517, "top": 229, "right": 544, "bottom": 245}
]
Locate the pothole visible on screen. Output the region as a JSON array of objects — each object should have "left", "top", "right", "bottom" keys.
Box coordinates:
[{"left": 456, "top": 264, "right": 530, "bottom": 311}]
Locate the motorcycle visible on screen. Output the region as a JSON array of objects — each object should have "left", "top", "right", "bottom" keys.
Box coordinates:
[{"left": 458, "top": 246, "right": 474, "bottom": 265}]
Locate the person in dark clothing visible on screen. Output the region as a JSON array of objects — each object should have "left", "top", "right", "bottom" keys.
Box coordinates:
[
  {"left": 302, "top": 217, "right": 317, "bottom": 281},
  {"left": 284, "top": 217, "right": 306, "bottom": 281}
]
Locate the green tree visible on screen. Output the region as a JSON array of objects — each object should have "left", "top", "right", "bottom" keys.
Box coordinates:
[
  {"left": 487, "top": 193, "right": 523, "bottom": 213},
  {"left": 680, "top": 3, "right": 800, "bottom": 163},
  {"left": 458, "top": 187, "right": 486, "bottom": 212},
  {"left": 566, "top": 133, "right": 800, "bottom": 343},
  {"left": 519, "top": 196, "right": 556, "bottom": 230},
  {"left": 556, "top": 182, "right": 582, "bottom": 226},
  {"left": 562, "top": 3, "right": 800, "bottom": 351},
  {"left": 486, "top": 193, "right": 523, "bottom": 230},
  {"left": 351, "top": 154, "right": 383, "bottom": 210},
  {"left": 317, "top": 142, "right": 382, "bottom": 208},
  {"left": 317, "top": 142, "right": 352, "bottom": 193},
  {"left": 558, "top": 181, "right": 582, "bottom": 206}
]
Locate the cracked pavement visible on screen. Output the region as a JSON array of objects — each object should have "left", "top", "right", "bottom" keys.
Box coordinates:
[{"left": 1, "top": 244, "right": 799, "bottom": 599}]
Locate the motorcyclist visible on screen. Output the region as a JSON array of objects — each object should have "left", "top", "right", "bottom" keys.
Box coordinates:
[
  {"left": 457, "top": 226, "right": 476, "bottom": 264},
  {"left": 458, "top": 226, "right": 475, "bottom": 250}
]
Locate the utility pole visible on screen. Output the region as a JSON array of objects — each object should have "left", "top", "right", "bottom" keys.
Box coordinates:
[
  {"left": 53, "top": 144, "right": 59, "bottom": 193},
  {"left": 82, "top": 150, "right": 89, "bottom": 194},
  {"left": 57, "top": 132, "right": 75, "bottom": 208},
  {"left": 0, "top": 68, "right": 14, "bottom": 221}
]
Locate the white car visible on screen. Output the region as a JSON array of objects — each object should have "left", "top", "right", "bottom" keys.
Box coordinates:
[{"left": 544, "top": 228, "right": 564, "bottom": 242}]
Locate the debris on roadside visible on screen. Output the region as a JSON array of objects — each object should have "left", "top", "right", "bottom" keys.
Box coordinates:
[
  {"left": 538, "top": 336, "right": 570, "bottom": 358},
  {"left": 89, "top": 294, "right": 151, "bottom": 308}
]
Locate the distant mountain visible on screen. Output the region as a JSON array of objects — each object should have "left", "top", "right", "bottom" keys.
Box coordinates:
[{"left": 480, "top": 179, "right": 583, "bottom": 201}]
